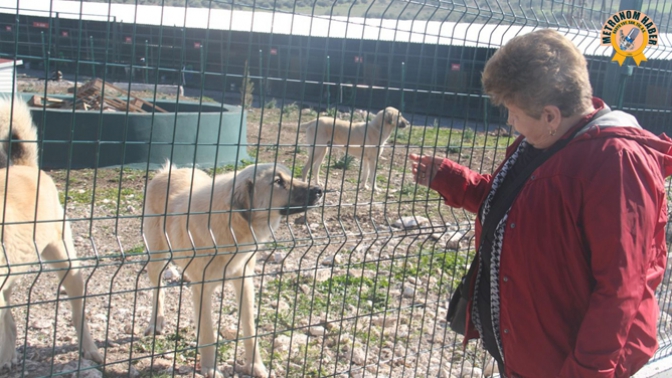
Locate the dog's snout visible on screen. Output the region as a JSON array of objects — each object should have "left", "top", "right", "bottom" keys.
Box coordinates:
[
  {"left": 399, "top": 120, "right": 409, "bottom": 128},
  {"left": 311, "top": 186, "right": 323, "bottom": 199}
]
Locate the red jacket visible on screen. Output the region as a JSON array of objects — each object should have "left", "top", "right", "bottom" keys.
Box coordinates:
[{"left": 431, "top": 99, "right": 672, "bottom": 378}]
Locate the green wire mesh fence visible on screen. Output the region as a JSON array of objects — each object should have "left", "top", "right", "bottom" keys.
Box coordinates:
[{"left": 0, "top": 0, "right": 671, "bottom": 377}]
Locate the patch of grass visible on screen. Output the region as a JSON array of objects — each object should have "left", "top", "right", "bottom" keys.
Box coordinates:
[
  {"left": 125, "top": 244, "right": 146, "bottom": 256},
  {"left": 264, "top": 98, "right": 277, "bottom": 109},
  {"left": 290, "top": 164, "right": 303, "bottom": 178},
  {"left": 332, "top": 155, "right": 355, "bottom": 170},
  {"left": 283, "top": 102, "right": 299, "bottom": 116},
  {"left": 317, "top": 274, "right": 390, "bottom": 313},
  {"left": 393, "top": 129, "right": 409, "bottom": 144},
  {"left": 399, "top": 182, "right": 438, "bottom": 200},
  {"left": 462, "top": 127, "right": 475, "bottom": 141},
  {"left": 391, "top": 247, "right": 467, "bottom": 289},
  {"left": 61, "top": 187, "right": 144, "bottom": 206},
  {"left": 208, "top": 159, "right": 256, "bottom": 175},
  {"left": 248, "top": 146, "right": 259, "bottom": 159},
  {"left": 133, "top": 329, "right": 197, "bottom": 359},
  {"left": 325, "top": 107, "right": 338, "bottom": 118}
]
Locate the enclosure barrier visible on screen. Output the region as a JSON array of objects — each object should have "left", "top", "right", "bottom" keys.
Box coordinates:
[{"left": 0, "top": 0, "right": 671, "bottom": 377}]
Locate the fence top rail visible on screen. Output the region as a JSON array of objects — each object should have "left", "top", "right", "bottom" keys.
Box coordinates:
[{"left": 3, "top": 0, "right": 672, "bottom": 60}]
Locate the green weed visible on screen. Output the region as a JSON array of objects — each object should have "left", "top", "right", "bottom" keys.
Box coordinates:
[{"left": 333, "top": 155, "right": 355, "bottom": 170}]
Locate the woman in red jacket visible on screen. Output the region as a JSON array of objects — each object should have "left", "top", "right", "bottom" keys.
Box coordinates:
[{"left": 411, "top": 29, "right": 672, "bottom": 378}]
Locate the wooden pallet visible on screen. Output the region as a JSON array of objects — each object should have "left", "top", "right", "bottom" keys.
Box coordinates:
[{"left": 29, "top": 78, "right": 168, "bottom": 113}]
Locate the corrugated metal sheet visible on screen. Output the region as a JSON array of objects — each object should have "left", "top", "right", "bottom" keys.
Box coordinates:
[
  {"left": 2, "top": 0, "right": 671, "bottom": 60},
  {"left": 0, "top": 66, "right": 17, "bottom": 93}
]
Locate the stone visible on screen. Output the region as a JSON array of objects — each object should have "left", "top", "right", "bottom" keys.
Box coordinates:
[
  {"left": 129, "top": 366, "right": 140, "bottom": 378},
  {"left": 430, "top": 232, "right": 445, "bottom": 241},
  {"left": 372, "top": 316, "right": 397, "bottom": 327},
  {"left": 393, "top": 216, "right": 429, "bottom": 229},
  {"left": 351, "top": 347, "right": 366, "bottom": 366},
  {"left": 30, "top": 320, "right": 53, "bottom": 330},
  {"left": 402, "top": 285, "right": 415, "bottom": 298},
  {"left": 219, "top": 327, "right": 238, "bottom": 340},
  {"left": 460, "top": 367, "right": 483, "bottom": 378},
  {"left": 274, "top": 335, "right": 291, "bottom": 352},
  {"left": 123, "top": 323, "right": 134, "bottom": 335},
  {"left": 59, "top": 359, "right": 103, "bottom": 378},
  {"left": 309, "top": 326, "right": 326, "bottom": 336},
  {"left": 322, "top": 254, "right": 342, "bottom": 266},
  {"left": 446, "top": 231, "right": 465, "bottom": 250},
  {"left": 272, "top": 252, "right": 285, "bottom": 264}
]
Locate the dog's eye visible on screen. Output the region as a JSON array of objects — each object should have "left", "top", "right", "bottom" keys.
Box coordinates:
[{"left": 274, "top": 176, "right": 284, "bottom": 186}]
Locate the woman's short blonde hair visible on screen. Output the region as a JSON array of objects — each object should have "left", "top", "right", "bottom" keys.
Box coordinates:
[{"left": 481, "top": 29, "right": 593, "bottom": 118}]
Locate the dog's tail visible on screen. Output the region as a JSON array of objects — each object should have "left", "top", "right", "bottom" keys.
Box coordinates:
[{"left": 0, "top": 98, "right": 39, "bottom": 168}]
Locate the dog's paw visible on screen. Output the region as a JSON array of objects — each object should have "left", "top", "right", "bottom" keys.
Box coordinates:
[
  {"left": 82, "top": 347, "right": 104, "bottom": 364},
  {"left": 143, "top": 316, "right": 165, "bottom": 336},
  {"left": 201, "top": 366, "right": 224, "bottom": 378},
  {"left": 0, "top": 348, "right": 17, "bottom": 371}
]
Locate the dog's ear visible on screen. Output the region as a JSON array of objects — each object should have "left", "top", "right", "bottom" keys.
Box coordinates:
[
  {"left": 232, "top": 178, "right": 254, "bottom": 224},
  {"left": 385, "top": 111, "right": 394, "bottom": 125}
]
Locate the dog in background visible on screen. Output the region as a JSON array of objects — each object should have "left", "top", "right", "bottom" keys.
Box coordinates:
[
  {"left": 0, "top": 98, "right": 102, "bottom": 369},
  {"left": 301, "top": 107, "right": 409, "bottom": 191},
  {"left": 143, "top": 162, "right": 322, "bottom": 378}
]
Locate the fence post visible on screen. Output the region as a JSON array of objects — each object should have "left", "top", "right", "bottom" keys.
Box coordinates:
[
  {"left": 259, "top": 49, "right": 263, "bottom": 105},
  {"left": 401, "top": 61, "right": 405, "bottom": 112},
  {"left": 89, "top": 35, "right": 95, "bottom": 78},
  {"left": 326, "top": 55, "right": 330, "bottom": 110},
  {"left": 144, "top": 39, "right": 149, "bottom": 83}
]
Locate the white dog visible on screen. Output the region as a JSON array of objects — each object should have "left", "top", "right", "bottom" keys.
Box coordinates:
[
  {"left": 301, "top": 107, "right": 409, "bottom": 191},
  {"left": 143, "top": 162, "right": 322, "bottom": 378},
  {"left": 0, "top": 98, "right": 102, "bottom": 369}
]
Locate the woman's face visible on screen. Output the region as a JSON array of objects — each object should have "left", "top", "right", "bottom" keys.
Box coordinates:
[{"left": 505, "top": 103, "right": 548, "bottom": 146}]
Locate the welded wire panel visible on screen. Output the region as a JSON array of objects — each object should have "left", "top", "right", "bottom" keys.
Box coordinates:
[{"left": 0, "top": 0, "right": 671, "bottom": 377}]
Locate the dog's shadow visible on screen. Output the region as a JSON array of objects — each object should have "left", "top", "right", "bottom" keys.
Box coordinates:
[{"left": 8, "top": 337, "right": 258, "bottom": 378}]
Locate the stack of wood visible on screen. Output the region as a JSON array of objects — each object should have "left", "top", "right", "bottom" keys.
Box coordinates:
[{"left": 29, "top": 78, "right": 168, "bottom": 113}]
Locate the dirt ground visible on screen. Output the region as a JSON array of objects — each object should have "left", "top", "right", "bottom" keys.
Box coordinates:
[{"left": 2, "top": 77, "right": 515, "bottom": 378}]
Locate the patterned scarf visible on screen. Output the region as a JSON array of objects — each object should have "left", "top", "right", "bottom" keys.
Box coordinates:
[{"left": 471, "top": 139, "right": 530, "bottom": 365}]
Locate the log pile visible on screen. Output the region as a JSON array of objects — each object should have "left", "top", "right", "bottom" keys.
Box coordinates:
[{"left": 28, "top": 78, "right": 168, "bottom": 113}]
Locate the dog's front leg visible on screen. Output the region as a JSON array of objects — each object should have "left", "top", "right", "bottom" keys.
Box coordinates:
[
  {"left": 144, "top": 259, "right": 167, "bottom": 336},
  {"left": 0, "top": 285, "right": 18, "bottom": 370},
  {"left": 191, "top": 282, "right": 222, "bottom": 378},
  {"left": 43, "top": 241, "right": 103, "bottom": 363},
  {"left": 360, "top": 157, "right": 371, "bottom": 190},
  {"left": 231, "top": 269, "right": 270, "bottom": 378}
]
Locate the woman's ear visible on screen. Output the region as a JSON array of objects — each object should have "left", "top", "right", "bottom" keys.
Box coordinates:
[{"left": 542, "top": 105, "right": 562, "bottom": 128}]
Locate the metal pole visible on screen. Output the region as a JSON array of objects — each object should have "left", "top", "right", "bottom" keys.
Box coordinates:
[
  {"left": 326, "top": 55, "right": 330, "bottom": 110},
  {"left": 259, "top": 49, "right": 263, "bottom": 104},
  {"left": 401, "top": 61, "right": 405, "bottom": 112},
  {"left": 89, "top": 35, "right": 96, "bottom": 78},
  {"left": 40, "top": 31, "right": 46, "bottom": 69},
  {"left": 144, "top": 39, "right": 149, "bottom": 83}
]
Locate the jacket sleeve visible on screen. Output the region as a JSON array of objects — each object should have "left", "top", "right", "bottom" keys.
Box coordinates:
[
  {"left": 558, "top": 148, "right": 664, "bottom": 378},
  {"left": 428, "top": 158, "right": 493, "bottom": 214}
]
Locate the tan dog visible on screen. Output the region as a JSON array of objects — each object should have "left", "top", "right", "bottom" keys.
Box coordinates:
[
  {"left": 143, "top": 162, "right": 322, "bottom": 378},
  {"left": 0, "top": 98, "right": 102, "bottom": 369},
  {"left": 301, "top": 107, "right": 408, "bottom": 191}
]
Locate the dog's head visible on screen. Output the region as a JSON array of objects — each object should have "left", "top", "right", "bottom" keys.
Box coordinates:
[
  {"left": 232, "top": 163, "right": 323, "bottom": 224},
  {"left": 380, "top": 107, "right": 409, "bottom": 129}
]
